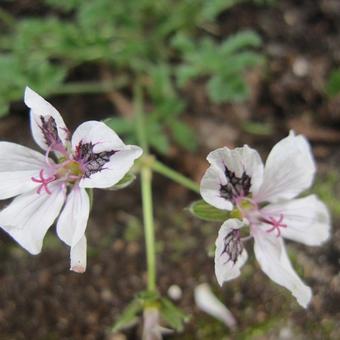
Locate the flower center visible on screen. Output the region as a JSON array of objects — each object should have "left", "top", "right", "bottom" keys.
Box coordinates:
[
  {"left": 31, "top": 159, "right": 84, "bottom": 195},
  {"left": 235, "top": 197, "right": 287, "bottom": 237}
]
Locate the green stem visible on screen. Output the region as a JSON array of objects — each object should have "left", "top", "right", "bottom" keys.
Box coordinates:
[
  {"left": 50, "top": 77, "right": 128, "bottom": 96},
  {"left": 134, "top": 84, "right": 149, "bottom": 153},
  {"left": 150, "top": 160, "right": 200, "bottom": 194},
  {"left": 0, "top": 8, "right": 15, "bottom": 27},
  {"left": 141, "top": 166, "right": 156, "bottom": 292},
  {"left": 134, "top": 83, "right": 156, "bottom": 292}
]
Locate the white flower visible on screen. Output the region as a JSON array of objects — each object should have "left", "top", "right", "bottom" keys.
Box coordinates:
[
  {"left": 0, "top": 87, "right": 143, "bottom": 272},
  {"left": 200, "top": 131, "right": 331, "bottom": 308}
]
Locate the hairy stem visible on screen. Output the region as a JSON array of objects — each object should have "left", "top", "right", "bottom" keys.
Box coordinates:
[
  {"left": 150, "top": 159, "right": 200, "bottom": 194},
  {"left": 135, "top": 83, "right": 156, "bottom": 292},
  {"left": 141, "top": 166, "right": 156, "bottom": 291}
]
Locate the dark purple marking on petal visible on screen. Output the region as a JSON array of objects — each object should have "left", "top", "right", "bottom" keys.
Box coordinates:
[
  {"left": 75, "top": 141, "right": 117, "bottom": 178},
  {"left": 40, "top": 115, "right": 62, "bottom": 147},
  {"left": 220, "top": 166, "right": 251, "bottom": 202},
  {"left": 221, "top": 229, "right": 243, "bottom": 264}
]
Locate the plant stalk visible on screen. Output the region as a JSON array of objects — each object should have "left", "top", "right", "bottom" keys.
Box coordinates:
[
  {"left": 134, "top": 83, "right": 156, "bottom": 292},
  {"left": 150, "top": 160, "right": 200, "bottom": 194}
]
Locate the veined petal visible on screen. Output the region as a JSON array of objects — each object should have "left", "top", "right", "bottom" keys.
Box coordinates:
[
  {"left": 70, "top": 235, "right": 87, "bottom": 273},
  {"left": 262, "top": 195, "right": 331, "bottom": 246},
  {"left": 56, "top": 187, "right": 90, "bottom": 247},
  {"left": 202, "top": 146, "right": 263, "bottom": 209},
  {"left": 255, "top": 131, "right": 315, "bottom": 203},
  {"left": 215, "top": 219, "right": 248, "bottom": 285},
  {"left": 72, "top": 121, "right": 143, "bottom": 189},
  {"left": 24, "top": 86, "right": 69, "bottom": 151},
  {"left": 79, "top": 145, "right": 142, "bottom": 188},
  {"left": 201, "top": 166, "right": 234, "bottom": 210},
  {"left": 253, "top": 230, "right": 312, "bottom": 308},
  {"left": 0, "top": 183, "right": 66, "bottom": 254},
  {"left": 0, "top": 142, "right": 49, "bottom": 199},
  {"left": 72, "top": 120, "right": 125, "bottom": 152}
]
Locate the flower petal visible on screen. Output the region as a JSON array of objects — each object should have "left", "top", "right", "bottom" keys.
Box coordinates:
[
  {"left": 24, "top": 86, "right": 69, "bottom": 151},
  {"left": 262, "top": 195, "right": 331, "bottom": 246},
  {"left": 255, "top": 131, "right": 315, "bottom": 203},
  {"left": 194, "top": 283, "right": 237, "bottom": 330},
  {"left": 201, "top": 146, "right": 263, "bottom": 210},
  {"left": 0, "top": 183, "right": 66, "bottom": 254},
  {"left": 253, "top": 229, "right": 312, "bottom": 308},
  {"left": 0, "top": 142, "right": 49, "bottom": 199},
  {"left": 72, "top": 121, "right": 143, "bottom": 188},
  {"left": 70, "top": 235, "right": 87, "bottom": 273},
  {"left": 215, "top": 219, "right": 248, "bottom": 285},
  {"left": 56, "top": 187, "right": 90, "bottom": 247},
  {"left": 201, "top": 166, "right": 234, "bottom": 210}
]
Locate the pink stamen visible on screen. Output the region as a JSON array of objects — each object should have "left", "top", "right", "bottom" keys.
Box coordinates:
[
  {"left": 31, "top": 169, "right": 56, "bottom": 195},
  {"left": 264, "top": 214, "right": 287, "bottom": 237}
]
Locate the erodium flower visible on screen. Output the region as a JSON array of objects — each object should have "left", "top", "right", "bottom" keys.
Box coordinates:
[
  {"left": 200, "top": 131, "right": 331, "bottom": 308},
  {"left": 0, "top": 87, "right": 143, "bottom": 272}
]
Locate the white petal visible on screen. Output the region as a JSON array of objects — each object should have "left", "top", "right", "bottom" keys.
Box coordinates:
[
  {"left": 72, "top": 120, "right": 125, "bottom": 152},
  {"left": 200, "top": 166, "right": 234, "bottom": 210},
  {"left": 0, "top": 142, "right": 49, "bottom": 199},
  {"left": 253, "top": 230, "right": 312, "bottom": 308},
  {"left": 255, "top": 131, "right": 315, "bottom": 203},
  {"left": 201, "top": 146, "right": 263, "bottom": 209},
  {"left": 0, "top": 183, "right": 66, "bottom": 254},
  {"left": 194, "top": 283, "right": 237, "bottom": 330},
  {"left": 262, "top": 195, "right": 331, "bottom": 246},
  {"left": 56, "top": 187, "right": 90, "bottom": 247},
  {"left": 70, "top": 235, "right": 87, "bottom": 273},
  {"left": 24, "top": 86, "right": 69, "bottom": 150},
  {"left": 73, "top": 121, "right": 142, "bottom": 189},
  {"left": 215, "top": 219, "right": 248, "bottom": 285}
]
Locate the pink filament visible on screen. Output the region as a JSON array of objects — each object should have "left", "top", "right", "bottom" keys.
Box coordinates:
[
  {"left": 31, "top": 169, "right": 56, "bottom": 195},
  {"left": 264, "top": 213, "right": 287, "bottom": 237}
]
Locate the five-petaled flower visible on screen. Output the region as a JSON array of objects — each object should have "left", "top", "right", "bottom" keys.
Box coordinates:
[
  {"left": 0, "top": 87, "right": 143, "bottom": 273},
  {"left": 200, "top": 131, "right": 331, "bottom": 308}
]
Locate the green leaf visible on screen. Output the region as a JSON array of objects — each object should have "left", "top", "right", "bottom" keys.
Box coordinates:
[
  {"left": 104, "top": 117, "right": 134, "bottom": 135},
  {"left": 170, "top": 120, "right": 198, "bottom": 151},
  {"left": 220, "top": 30, "right": 262, "bottom": 55},
  {"left": 159, "top": 298, "right": 189, "bottom": 332},
  {"left": 242, "top": 121, "right": 273, "bottom": 136},
  {"left": 108, "top": 172, "right": 137, "bottom": 191},
  {"left": 207, "top": 75, "right": 249, "bottom": 103},
  {"left": 326, "top": 68, "right": 340, "bottom": 97},
  {"left": 111, "top": 298, "right": 143, "bottom": 333},
  {"left": 189, "top": 200, "right": 230, "bottom": 222}
]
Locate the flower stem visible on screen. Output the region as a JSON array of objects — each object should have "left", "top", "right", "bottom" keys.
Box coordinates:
[
  {"left": 50, "top": 77, "right": 128, "bottom": 96},
  {"left": 141, "top": 166, "right": 156, "bottom": 292},
  {"left": 134, "top": 83, "right": 156, "bottom": 292},
  {"left": 150, "top": 159, "right": 200, "bottom": 194}
]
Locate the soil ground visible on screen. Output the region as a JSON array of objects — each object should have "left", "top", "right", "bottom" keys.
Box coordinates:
[{"left": 0, "top": 0, "right": 340, "bottom": 339}]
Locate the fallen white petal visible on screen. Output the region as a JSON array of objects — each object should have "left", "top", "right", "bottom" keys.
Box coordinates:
[{"left": 194, "top": 283, "right": 237, "bottom": 330}]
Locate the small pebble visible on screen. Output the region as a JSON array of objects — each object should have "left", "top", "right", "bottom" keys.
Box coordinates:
[{"left": 167, "top": 285, "right": 182, "bottom": 300}]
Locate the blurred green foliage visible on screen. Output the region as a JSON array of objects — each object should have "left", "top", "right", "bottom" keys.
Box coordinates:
[
  {"left": 0, "top": 0, "right": 264, "bottom": 153},
  {"left": 326, "top": 68, "right": 340, "bottom": 97}
]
